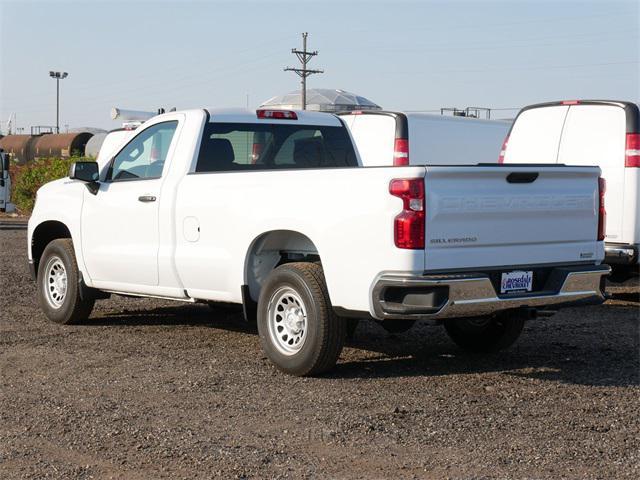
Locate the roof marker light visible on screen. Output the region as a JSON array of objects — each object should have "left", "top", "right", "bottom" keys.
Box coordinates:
[{"left": 256, "top": 110, "right": 298, "bottom": 120}]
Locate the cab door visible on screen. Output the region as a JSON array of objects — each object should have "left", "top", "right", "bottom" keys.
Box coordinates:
[{"left": 80, "top": 120, "right": 179, "bottom": 287}]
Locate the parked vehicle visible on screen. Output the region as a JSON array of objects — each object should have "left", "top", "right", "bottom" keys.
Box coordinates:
[
  {"left": 338, "top": 110, "right": 511, "bottom": 166},
  {"left": 0, "top": 149, "right": 14, "bottom": 212},
  {"left": 91, "top": 107, "right": 157, "bottom": 166},
  {"left": 94, "top": 129, "right": 136, "bottom": 168},
  {"left": 28, "top": 108, "right": 609, "bottom": 376},
  {"left": 501, "top": 100, "right": 640, "bottom": 281}
]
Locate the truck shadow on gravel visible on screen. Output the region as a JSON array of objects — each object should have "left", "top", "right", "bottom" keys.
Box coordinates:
[
  {"left": 83, "top": 303, "right": 638, "bottom": 388},
  {"left": 84, "top": 304, "right": 255, "bottom": 333},
  {"left": 609, "top": 291, "right": 640, "bottom": 303},
  {"left": 331, "top": 341, "right": 640, "bottom": 387}
]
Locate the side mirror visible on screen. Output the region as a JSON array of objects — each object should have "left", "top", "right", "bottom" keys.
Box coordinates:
[
  {"left": 69, "top": 161, "right": 99, "bottom": 182},
  {"left": 69, "top": 161, "right": 100, "bottom": 194}
]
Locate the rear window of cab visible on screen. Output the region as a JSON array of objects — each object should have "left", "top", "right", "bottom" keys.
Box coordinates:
[{"left": 195, "top": 122, "right": 358, "bottom": 172}]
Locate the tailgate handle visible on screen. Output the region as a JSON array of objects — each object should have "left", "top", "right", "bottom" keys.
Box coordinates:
[{"left": 506, "top": 172, "right": 538, "bottom": 184}]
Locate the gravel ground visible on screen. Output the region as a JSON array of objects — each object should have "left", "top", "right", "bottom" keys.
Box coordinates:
[{"left": 1, "top": 229, "right": 638, "bottom": 479}]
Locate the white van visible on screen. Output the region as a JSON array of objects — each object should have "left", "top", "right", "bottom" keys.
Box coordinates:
[
  {"left": 501, "top": 100, "right": 640, "bottom": 281},
  {"left": 338, "top": 111, "right": 512, "bottom": 167},
  {"left": 95, "top": 129, "right": 136, "bottom": 169}
]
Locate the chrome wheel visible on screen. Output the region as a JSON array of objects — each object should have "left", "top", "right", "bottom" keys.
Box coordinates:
[
  {"left": 44, "top": 256, "right": 67, "bottom": 309},
  {"left": 267, "top": 286, "right": 308, "bottom": 356}
]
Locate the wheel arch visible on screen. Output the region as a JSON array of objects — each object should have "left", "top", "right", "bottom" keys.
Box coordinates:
[
  {"left": 243, "top": 230, "right": 322, "bottom": 304},
  {"left": 31, "top": 220, "right": 72, "bottom": 276}
]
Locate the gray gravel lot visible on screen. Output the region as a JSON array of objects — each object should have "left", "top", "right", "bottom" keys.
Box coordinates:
[{"left": 1, "top": 229, "right": 638, "bottom": 479}]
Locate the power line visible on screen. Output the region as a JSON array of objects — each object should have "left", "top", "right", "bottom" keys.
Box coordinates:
[{"left": 284, "top": 32, "right": 324, "bottom": 110}]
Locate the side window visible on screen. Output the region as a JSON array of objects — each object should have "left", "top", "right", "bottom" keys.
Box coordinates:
[{"left": 108, "top": 121, "right": 178, "bottom": 181}]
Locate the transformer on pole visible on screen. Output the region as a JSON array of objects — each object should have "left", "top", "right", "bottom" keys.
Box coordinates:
[{"left": 284, "top": 33, "right": 324, "bottom": 110}]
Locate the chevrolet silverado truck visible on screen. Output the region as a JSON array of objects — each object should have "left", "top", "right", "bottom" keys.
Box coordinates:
[{"left": 28, "top": 108, "right": 610, "bottom": 376}]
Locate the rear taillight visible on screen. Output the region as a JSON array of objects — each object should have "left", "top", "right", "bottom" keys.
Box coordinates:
[
  {"left": 625, "top": 133, "right": 640, "bottom": 167},
  {"left": 498, "top": 135, "right": 509, "bottom": 164},
  {"left": 561, "top": 100, "right": 580, "bottom": 105},
  {"left": 598, "top": 177, "right": 606, "bottom": 241},
  {"left": 389, "top": 178, "right": 425, "bottom": 249},
  {"left": 393, "top": 138, "right": 409, "bottom": 166}
]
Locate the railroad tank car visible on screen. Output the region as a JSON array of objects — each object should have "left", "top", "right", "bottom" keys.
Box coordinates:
[
  {"left": 84, "top": 132, "right": 108, "bottom": 158},
  {"left": 34, "top": 132, "right": 94, "bottom": 160},
  {"left": 0, "top": 135, "right": 41, "bottom": 165}
]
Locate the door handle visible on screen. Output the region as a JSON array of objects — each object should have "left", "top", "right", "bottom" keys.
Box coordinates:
[{"left": 138, "top": 195, "right": 157, "bottom": 202}]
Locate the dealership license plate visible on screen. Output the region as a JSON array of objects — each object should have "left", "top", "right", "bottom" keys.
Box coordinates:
[{"left": 500, "top": 271, "right": 533, "bottom": 294}]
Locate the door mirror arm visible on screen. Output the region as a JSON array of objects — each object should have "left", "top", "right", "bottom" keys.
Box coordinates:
[{"left": 85, "top": 181, "right": 100, "bottom": 195}]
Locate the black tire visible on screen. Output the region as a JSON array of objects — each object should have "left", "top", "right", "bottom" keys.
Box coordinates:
[
  {"left": 608, "top": 265, "right": 635, "bottom": 283},
  {"left": 257, "top": 262, "right": 345, "bottom": 376},
  {"left": 444, "top": 314, "right": 525, "bottom": 353},
  {"left": 37, "top": 238, "right": 95, "bottom": 325},
  {"left": 378, "top": 319, "right": 416, "bottom": 334}
]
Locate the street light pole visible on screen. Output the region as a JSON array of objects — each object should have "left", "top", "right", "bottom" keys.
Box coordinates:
[{"left": 49, "top": 71, "right": 68, "bottom": 133}]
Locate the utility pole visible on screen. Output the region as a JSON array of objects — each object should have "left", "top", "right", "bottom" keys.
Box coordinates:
[
  {"left": 284, "top": 32, "right": 323, "bottom": 110},
  {"left": 49, "top": 71, "right": 68, "bottom": 133}
]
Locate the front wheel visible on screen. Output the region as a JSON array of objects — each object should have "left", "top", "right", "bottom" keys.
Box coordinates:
[
  {"left": 257, "top": 262, "right": 345, "bottom": 376},
  {"left": 444, "top": 314, "right": 525, "bottom": 353},
  {"left": 37, "top": 239, "right": 95, "bottom": 325}
]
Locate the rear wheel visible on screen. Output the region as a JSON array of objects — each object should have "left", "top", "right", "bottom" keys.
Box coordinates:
[
  {"left": 37, "top": 239, "right": 95, "bottom": 325},
  {"left": 378, "top": 319, "right": 416, "bottom": 334},
  {"left": 444, "top": 314, "right": 525, "bottom": 353},
  {"left": 257, "top": 262, "right": 345, "bottom": 376}
]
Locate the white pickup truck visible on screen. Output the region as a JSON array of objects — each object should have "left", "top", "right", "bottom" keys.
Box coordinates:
[{"left": 28, "top": 108, "right": 610, "bottom": 376}]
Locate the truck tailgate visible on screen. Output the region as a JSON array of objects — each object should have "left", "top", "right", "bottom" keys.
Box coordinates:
[{"left": 423, "top": 165, "right": 603, "bottom": 271}]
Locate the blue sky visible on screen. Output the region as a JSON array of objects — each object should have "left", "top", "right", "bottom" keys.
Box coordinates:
[{"left": 0, "top": 0, "right": 638, "bottom": 131}]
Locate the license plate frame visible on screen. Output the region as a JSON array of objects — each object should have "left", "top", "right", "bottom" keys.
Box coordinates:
[{"left": 500, "top": 270, "right": 533, "bottom": 294}]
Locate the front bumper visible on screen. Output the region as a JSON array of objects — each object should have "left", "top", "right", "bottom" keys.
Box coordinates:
[{"left": 372, "top": 264, "right": 610, "bottom": 320}]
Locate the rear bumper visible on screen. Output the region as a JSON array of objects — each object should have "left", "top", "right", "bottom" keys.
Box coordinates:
[
  {"left": 605, "top": 243, "right": 638, "bottom": 265},
  {"left": 372, "top": 264, "right": 610, "bottom": 320}
]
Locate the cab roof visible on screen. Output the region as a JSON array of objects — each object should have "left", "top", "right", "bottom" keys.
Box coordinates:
[{"left": 205, "top": 108, "right": 344, "bottom": 127}]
